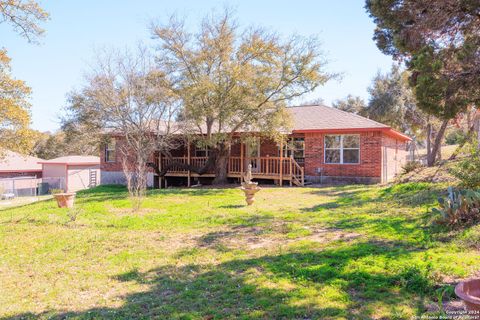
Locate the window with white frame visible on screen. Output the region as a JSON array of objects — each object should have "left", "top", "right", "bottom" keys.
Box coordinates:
[
  {"left": 194, "top": 145, "right": 211, "bottom": 157},
  {"left": 105, "top": 141, "right": 116, "bottom": 162},
  {"left": 324, "top": 135, "right": 360, "bottom": 164}
]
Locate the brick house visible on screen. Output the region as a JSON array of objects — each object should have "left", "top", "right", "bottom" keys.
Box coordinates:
[{"left": 100, "top": 105, "right": 410, "bottom": 187}]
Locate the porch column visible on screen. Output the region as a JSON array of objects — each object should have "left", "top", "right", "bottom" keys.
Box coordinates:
[
  {"left": 187, "top": 140, "right": 191, "bottom": 187},
  {"left": 279, "top": 139, "right": 283, "bottom": 186},
  {"left": 159, "top": 152, "right": 163, "bottom": 189},
  {"left": 240, "top": 141, "right": 244, "bottom": 178}
]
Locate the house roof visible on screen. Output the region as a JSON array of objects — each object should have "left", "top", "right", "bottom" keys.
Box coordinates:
[
  {"left": 38, "top": 156, "right": 100, "bottom": 166},
  {"left": 289, "top": 105, "right": 388, "bottom": 130},
  {"left": 106, "top": 104, "right": 411, "bottom": 141},
  {"left": 288, "top": 105, "right": 411, "bottom": 141},
  {"left": 0, "top": 150, "right": 44, "bottom": 173}
]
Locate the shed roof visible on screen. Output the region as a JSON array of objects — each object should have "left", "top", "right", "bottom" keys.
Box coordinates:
[
  {"left": 39, "top": 156, "right": 100, "bottom": 165},
  {"left": 0, "top": 150, "right": 44, "bottom": 172}
]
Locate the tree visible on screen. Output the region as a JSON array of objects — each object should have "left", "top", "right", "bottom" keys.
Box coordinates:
[
  {"left": 64, "top": 47, "right": 179, "bottom": 210},
  {"left": 151, "top": 10, "right": 334, "bottom": 184},
  {"left": 31, "top": 129, "right": 98, "bottom": 160},
  {"left": 0, "top": 50, "right": 35, "bottom": 154},
  {"left": 365, "top": 0, "right": 480, "bottom": 166},
  {"left": 332, "top": 95, "right": 366, "bottom": 114},
  {"left": 0, "top": 0, "right": 49, "bottom": 42},
  {"left": 0, "top": 0, "right": 48, "bottom": 155}
]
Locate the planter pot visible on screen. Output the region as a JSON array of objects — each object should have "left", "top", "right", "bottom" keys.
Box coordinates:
[
  {"left": 53, "top": 193, "right": 76, "bottom": 208},
  {"left": 455, "top": 279, "right": 480, "bottom": 312}
]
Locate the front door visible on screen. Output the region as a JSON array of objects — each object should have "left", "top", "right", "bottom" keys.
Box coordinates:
[{"left": 246, "top": 138, "right": 261, "bottom": 172}]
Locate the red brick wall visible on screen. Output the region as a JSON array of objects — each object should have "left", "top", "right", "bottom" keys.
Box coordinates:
[
  {"left": 100, "top": 137, "right": 156, "bottom": 173},
  {"left": 304, "top": 131, "right": 382, "bottom": 178},
  {"left": 260, "top": 138, "right": 279, "bottom": 157},
  {"left": 101, "top": 132, "right": 408, "bottom": 183}
]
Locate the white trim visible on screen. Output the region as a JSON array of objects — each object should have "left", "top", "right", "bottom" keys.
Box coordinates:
[{"left": 324, "top": 134, "right": 360, "bottom": 164}]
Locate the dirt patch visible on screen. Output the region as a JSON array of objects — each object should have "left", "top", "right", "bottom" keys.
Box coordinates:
[{"left": 425, "top": 299, "right": 465, "bottom": 314}]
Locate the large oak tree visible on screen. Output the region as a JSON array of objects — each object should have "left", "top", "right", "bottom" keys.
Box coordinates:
[{"left": 151, "top": 11, "right": 334, "bottom": 184}]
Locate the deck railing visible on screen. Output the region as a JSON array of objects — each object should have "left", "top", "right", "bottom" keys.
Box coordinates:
[{"left": 158, "top": 155, "right": 304, "bottom": 185}]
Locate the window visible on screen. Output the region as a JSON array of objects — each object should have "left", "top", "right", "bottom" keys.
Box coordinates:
[
  {"left": 324, "top": 135, "right": 360, "bottom": 164},
  {"left": 194, "top": 145, "right": 211, "bottom": 157},
  {"left": 105, "top": 141, "right": 116, "bottom": 162},
  {"left": 280, "top": 137, "right": 305, "bottom": 158}
]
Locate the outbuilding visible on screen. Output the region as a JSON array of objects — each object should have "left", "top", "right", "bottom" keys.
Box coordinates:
[
  {"left": 40, "top": 156, "right": 100, "bottom": 192},
  {"left": 0, "top": 150, "right": 44, "bottom": 178}
]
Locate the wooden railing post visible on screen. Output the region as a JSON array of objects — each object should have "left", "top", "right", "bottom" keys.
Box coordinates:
[
  {"left": 240, "top": 141, "right": 244, "bottom": 179},
  {"left": 279, "top": 140, "right": 283, "bottom": 186},
  {"left": 266, "top": 155, "right": 269, "bottom": 175},
  {"left": 159, "top": 153, "right": 163, "bottom": 189},
  {"left": 187, "top": 141, "right": 191, "bottom": 187},
  {"left": 301, "top": 167, "right": 305, "bottom": 186},
  {"left": 289, "top": 155, "right": 293, "bottom": 186}
]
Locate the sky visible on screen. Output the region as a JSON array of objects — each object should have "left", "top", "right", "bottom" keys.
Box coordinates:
[{"left": 1, "top": 0, "right": 394, "bottom": 132}]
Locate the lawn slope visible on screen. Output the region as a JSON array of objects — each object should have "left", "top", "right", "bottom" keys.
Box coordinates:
[{"left": 0, "top": 183, "right": 479, "bottom": 319}]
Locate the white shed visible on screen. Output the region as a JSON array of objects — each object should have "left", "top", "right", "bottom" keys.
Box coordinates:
[{"left": 39, "top": 156, "right": 100, "bottom": 192}]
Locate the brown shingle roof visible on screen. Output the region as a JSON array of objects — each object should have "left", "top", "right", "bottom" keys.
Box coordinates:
[{"left": 289, "top": 105, "right": 389, "bottom": 131}]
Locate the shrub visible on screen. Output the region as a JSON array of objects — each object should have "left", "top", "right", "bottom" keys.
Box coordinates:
[
  {"left": 449, "top": 143, "right": 480, "bottom": 189},
  {"left": 445, "top": 128, "right": 467, "bottom": 145},
  {"left": 402, "top": 161, "right": 422, "bottom": 174},
  {"left": 432, "top": 187, "right": 480, "bottom": 227},
  {"left": 49, "top": 188, "right": 64, "bottom": 195},
  {"left": 67, "top": 206, "right": 83, "bottom": 223}
]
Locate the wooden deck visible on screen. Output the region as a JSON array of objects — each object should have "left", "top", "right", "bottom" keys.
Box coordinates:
[{"left": 157, "top": 156, "right": 304, "bottom": 186}]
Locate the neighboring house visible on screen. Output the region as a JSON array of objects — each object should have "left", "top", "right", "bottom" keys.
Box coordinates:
[
  {"left": 0, "top": 151, "right": 44, "bottom": 178},
  {"left": 40, "top": 156, "right": 100, "bottom": 192},
  {"left": 101, "top": 105, "right": 411, "bottom": 187}
]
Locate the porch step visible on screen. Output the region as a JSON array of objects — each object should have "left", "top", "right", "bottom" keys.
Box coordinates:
[{"left": 291, "top": 176, "right": 304, "bottom": 187}]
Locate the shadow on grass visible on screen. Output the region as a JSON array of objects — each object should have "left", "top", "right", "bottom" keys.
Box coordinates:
[
  {"left": 4, "top": 240, "right": 434, "bottom": 320},
  {"left": 303, "top": 182, "right": 446, "bottom": 213}
]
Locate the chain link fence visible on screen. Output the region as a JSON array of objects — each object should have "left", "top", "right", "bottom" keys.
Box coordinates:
[{"left": 0, "top": 177, "right": 66, "bottom": 199}]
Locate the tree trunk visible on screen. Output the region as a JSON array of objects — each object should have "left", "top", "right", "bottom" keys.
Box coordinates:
[
  {"left": 426, "top": 122, "right": 432, "bottom": 162},
  {"left": 212, "top": 142, "right": 230, "bottom": 185},
  {"left": 427, "top": 119, "right": 449, "bottom": 167},
  {"left": 475, "top": 109, "right": 480, "bottom": 150}
]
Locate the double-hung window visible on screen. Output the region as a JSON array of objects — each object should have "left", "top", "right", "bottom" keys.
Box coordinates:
[
  {"left": 324, "top": 135, "right": 360, "bottom": 164},
  {"left": 105, "top": 141, "right": 116, "bottom": 162}
]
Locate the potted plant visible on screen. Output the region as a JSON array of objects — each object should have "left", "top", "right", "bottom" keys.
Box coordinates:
[{"left": 50, "top": 189, "right": 76, "bottom": 208}]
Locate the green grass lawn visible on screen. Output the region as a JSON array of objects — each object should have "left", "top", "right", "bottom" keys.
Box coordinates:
[{"left": 0, "top": 183, "right": 479, "bottom": 319}]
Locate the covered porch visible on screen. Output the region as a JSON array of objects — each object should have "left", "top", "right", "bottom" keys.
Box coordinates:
[{"left": 155, "top": 136, "right": 305, "bottom": 187}]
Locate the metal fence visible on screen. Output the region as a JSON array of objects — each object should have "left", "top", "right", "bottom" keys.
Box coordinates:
[{"left": 0, "top": 177, "right": 66, "bottom": 198}]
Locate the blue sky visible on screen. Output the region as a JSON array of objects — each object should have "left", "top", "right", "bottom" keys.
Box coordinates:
[{"left": 1, "top": 0, "right": 394, "bottom": 132}]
